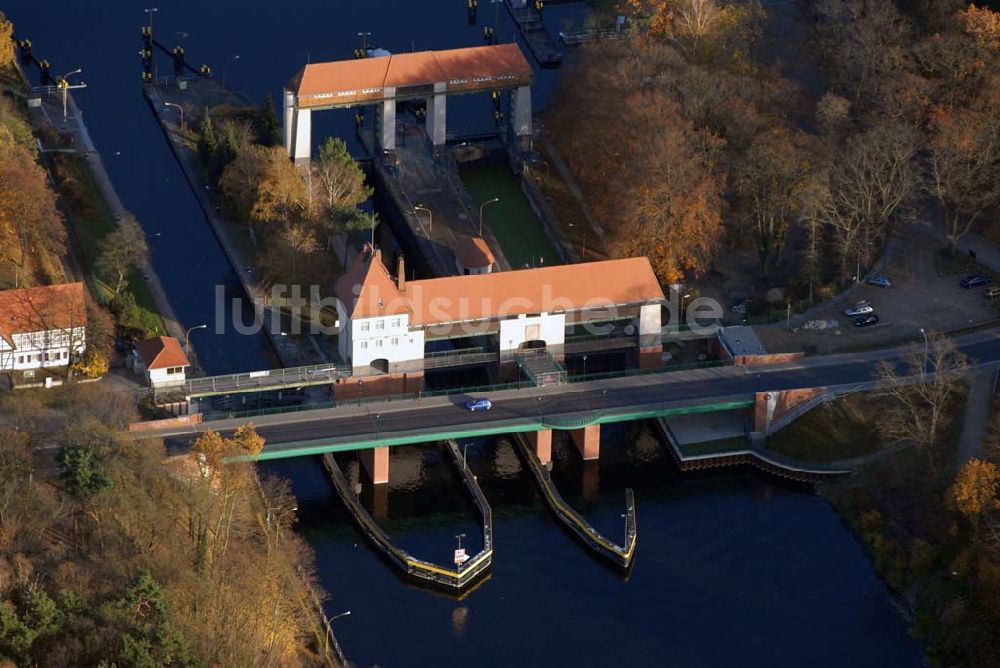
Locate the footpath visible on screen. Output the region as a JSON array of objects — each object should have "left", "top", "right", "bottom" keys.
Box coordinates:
[{"left": 955, "top": 367, "right": 997, "bottom": 470}]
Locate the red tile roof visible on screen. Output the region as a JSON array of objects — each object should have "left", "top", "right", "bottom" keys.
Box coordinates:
[
  {"left": 334, "top": 248, "right": 410, "bottom": 319},
  {"left": 290, "top": 44, "right": 533, "bottom": 105},
  {"left": 336, "top": 251, "right": 663, "bottom": 328},
  {"left": 136, "top": 336, "right": 190, "bottom": 370},
  {"left": 456, "top": 237, "right": 496, "bottom": 269},
  {"left": 0, "top": 283, "right": 87, "bottom": 347}
]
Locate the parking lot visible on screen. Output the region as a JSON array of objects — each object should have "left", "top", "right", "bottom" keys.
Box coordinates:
[{"left": 757, "top": 230, "right": 1000, "bottom": 355}]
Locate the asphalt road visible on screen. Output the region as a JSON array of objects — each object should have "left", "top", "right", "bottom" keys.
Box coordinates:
[{"left": 154, "top": 330, "right": 1000, "bottom": 457}]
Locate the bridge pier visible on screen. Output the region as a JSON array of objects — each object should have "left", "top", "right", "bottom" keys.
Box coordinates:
[
  {"left": 510, "top": 84, "right": 532, "bottom": 152},
  {"left": 526, "top": 429, "right": 552, "bottom": 465},
  {"left": 753, "top": 387, "right": 827, "bottom": 432},
  {"left": 291, "top": 108, "right": 312, "bottom": 164},
  {"left": 570, "top": 424, "right": 600, "bottom": 461},
  {"left": 425, "top": 83, "right": 447, "bottom": 146},
  {"left": 381, "top": 92, "right": 397, "bottom": 151},
  {"left": 360, "top": 446, "right": 389, "bottom": 485}
]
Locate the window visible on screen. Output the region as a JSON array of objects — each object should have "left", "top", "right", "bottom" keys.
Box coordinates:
[
  {"left": 375, "top": 320, "right": 384, "bottom": 330},
  {"left": 360, "top": 322, "right": 370, "bottom": 332},
  {"left": 167, "top": 366, "right": 182, "bottom": 375},
  {"left": 360, "top": 341, "right": 368, "bottom": 350},
  {"left": 17, "top": 356, "right": 23, "bottom": 364},
  {"left": 391, "top": 318, "right": 400, "bottom": 328},
  {"left": 391, "top": 337, "right": 399, "bottom": 346}
]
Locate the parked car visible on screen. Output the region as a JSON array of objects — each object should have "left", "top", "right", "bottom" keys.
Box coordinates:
[
  {"left": 853, "top": 314, "right": 879, "bottom": 328},
  {"left": 465, "top": 398, "right": 493, "bottom": 412},
  {"left": 960, "top": 275, "right": 991, "bottom": 289},
  {"left": 843, "top": 301, "right": 874, "bottom": 317},
  {"left": 986, "top": 287, "right": 1000, "bottom": 299},
  {"left": 864, "top": 276, "right": 892, "bottom": 288}
]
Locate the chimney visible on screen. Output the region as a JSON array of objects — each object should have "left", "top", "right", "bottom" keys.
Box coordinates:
[{"left": 397, "top": 253, "right": 406, "bottom": 292}]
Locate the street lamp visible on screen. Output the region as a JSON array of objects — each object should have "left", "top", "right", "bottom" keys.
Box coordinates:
[
  {"left": 144, "top": 7, "right": 158, "bottom": 31},
  {"left": 324, "top": 610, "right": 351, "bottom": 653},
  {"left": 185, "top": 324, "right": 207, "bottom": 357},
  {"left": 222, "top": 54, "right": 240, "bottom": 87},
  {"left": 479, "top": 197, "right": 499, "bottom": 236},
  {"left": 582, "top": 353, "right": 588, "bottom": 377},
  {"left": 357, "top": 31, "right": 372, "bottom": 53},
  {"left": 463, "top": 442, "right": 470, "bottom": 470},
  {"left": 163, "top": 102, "right": 184, "bottom": 131},
  {"left": 414, "top": 204, "right": 432, "bottom": 234},
  {"left": 59, "top": 68, "right": 82, "bottom": 122},
  {"left": 919, "top": 327, "right": 929, "bottom": 357}
]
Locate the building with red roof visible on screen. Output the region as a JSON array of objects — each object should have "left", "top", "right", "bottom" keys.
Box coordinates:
[{"left": 0, "top": 283, "right": 87, "bottom": 378}]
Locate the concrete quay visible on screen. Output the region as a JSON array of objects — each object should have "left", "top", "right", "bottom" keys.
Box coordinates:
[
  {"left": 363, "top": 115, "right": 513, "bottom": 278},
  {"left": 144, "top": 78, "right": 327, "bottom": 368}
]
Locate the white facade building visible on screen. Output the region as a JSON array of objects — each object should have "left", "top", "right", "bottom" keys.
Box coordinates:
[
  {"left": 0, "top": 283, "right": 87, "bottom": 374},
  {"left": 334, "top": 247, "right": 664, "bottom": 374},
  {"left": 135, "top": 336, "right": 191, "bottom": 390}
]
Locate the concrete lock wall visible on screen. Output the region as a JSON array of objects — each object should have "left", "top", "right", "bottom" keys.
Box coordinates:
[
  {"left": 512, "top": 85, "right": 532, "bottom": 137},
  {"left": 499, "top": 312, "right": 566, "bottom": 353}
]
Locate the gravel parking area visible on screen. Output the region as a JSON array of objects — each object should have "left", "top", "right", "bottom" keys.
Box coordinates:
[{"left": 757, "top": 227, "right": 1000, "bottom": 354}]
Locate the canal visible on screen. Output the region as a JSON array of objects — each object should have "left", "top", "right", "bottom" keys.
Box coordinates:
[{"left": 5, "top": 1, "right": 922, "bottom": 665}]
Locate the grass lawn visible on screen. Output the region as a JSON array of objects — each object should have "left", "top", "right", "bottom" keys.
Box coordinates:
[
  {"left": 459, "top": 161, "right": 560, "bottom": 269},
  {"left": 50, "top": 154, "right": 163, "bottom": 333},
  {"left": 766, "top": 393, "right": 885, "bottom": 463}
]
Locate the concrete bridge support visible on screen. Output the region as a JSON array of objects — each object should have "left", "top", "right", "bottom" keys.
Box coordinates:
[
  {"left": 360, "top": 446, "right": 389, "bottom": 485},
  {"left": 381, "top": 89, "right": 397, "bottom": 151},
  {"left": 291, "top": 108, "right": 312, "bottom": 164},
  {"left": 282, "top": 90, "right": 295, "bottom": 158},
  {"left": 510, "top": 85, "right": 532, "bottom": 152},
  {"left": 425, "top": 83, "right": 447, "bottom": 146},
  {"left": 526, "top": 429, "right": 552, "bottom": 465},
  {"left": 637, "top": 303, "right": 663, "bottom": 369},
  {"left": 570, "top": 424, "right": 601, "bottom": 461},
  {"left": 753, "top": 387, "right": 826, "bottom": 432}
]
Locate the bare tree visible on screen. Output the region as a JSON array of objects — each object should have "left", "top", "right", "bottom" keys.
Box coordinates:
[
  {"left": 927, "top": 104, "right": 1000, "bottom": 253},
  {"left": 96, "top": 214, "right": 148, "bottom": 296},
  {"left": 819, "top": 121, "right": 920, "bottom": 278},
  {"left": 875, "top": 332, "right": 969, "bottom": 467}
]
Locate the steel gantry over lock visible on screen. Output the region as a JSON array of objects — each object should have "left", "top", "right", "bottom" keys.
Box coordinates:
[{"left": 282, "top": 43, "right": 535, "bottom": 163}]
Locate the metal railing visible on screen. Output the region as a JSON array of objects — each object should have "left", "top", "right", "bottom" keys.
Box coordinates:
[
  {"left": 513, "top": 433, "right": 636, "bottom": 568},
  {"left": 185, "top": 361, "right": 352, "bottom": 397}
]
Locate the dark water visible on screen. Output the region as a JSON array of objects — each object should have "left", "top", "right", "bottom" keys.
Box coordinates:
[{"left": 6, "top": 2, "right": 920, "bottom": 665}]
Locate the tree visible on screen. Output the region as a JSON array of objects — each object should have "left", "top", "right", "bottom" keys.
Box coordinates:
[
  {"left": 875, "top": 332, "right": 968, "bottom": 466},
  {"left": 259, "top": 95, "right": 281, "bottom": 147},
  {"left": 72, "top": 349, "right": 109, "bottom": 379},
  {"left": 949, "top": 458, "right": 1000, "bottom": 533},
  {"left": 219, "top": 145, "right": 306, "bottom": 232},
  {"left": 96, "top": 214, "right": 148, "bottom": 296},
  {"left": 735, "top": 127, "right": 817, "bottom": 277},
  {"left": 309, "top": 138, "right": 371, "bottom": 218},
  {"left": 58, "top": 442, "right": 111, "bottom": 497},
  {"left": 927, "top": 103, "right": 1000, "bottom": 252},
  {"left": 0, "top": 141, "right": 66, "bottom": 281},
  {"left": 196, "top": 112, "right": 218, "bottom": 168},
  {"left": 818, "top": 121, "right": 920, "bottom": 278},
  {"left": 0, "top": 12, "right": 14, "bottom": 68}
]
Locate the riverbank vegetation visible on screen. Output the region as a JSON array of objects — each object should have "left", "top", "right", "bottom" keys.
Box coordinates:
[
  {"left": 773, "top": 334, "right": 1000, "bottom": 664},
  {"left": 0, "top": 11, "right": 159, "bottom": 379},
  {"left": 547, "top": 0, "right": 999, "bottom": 309},
  {"left": 0, "top": 386, "right": 328, "bottom": 664},
  {"left": 193, "top": 101, "right": 372, "bottom": 287}
]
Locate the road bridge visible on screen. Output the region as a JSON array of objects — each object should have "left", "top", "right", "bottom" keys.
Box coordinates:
[{"left": 145, "top": 329, "right": 1000, "bottom": 483}]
